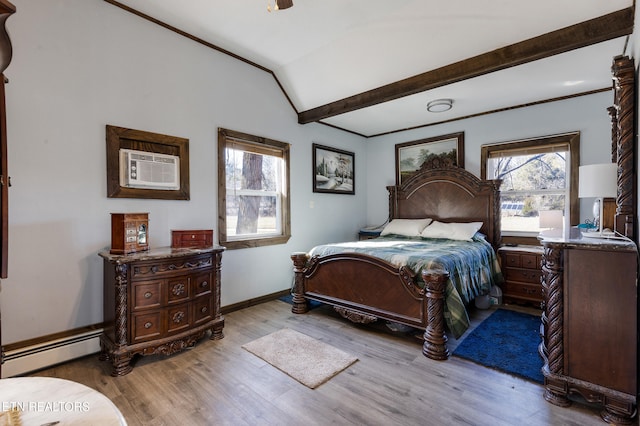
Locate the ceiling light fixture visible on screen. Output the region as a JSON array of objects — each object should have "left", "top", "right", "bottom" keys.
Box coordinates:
[
  {"left": 426, "top": 99, "right": 453, "bottom": 113},
  {"left": 267, "top": 0, "right": 293, "bottom": 12}
]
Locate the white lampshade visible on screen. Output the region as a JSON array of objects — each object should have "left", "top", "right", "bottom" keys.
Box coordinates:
[
  {"left": 578, "top": 163, "right": 617, "bottom": 198},
  {"left": 539, "top": 210, "right": 563, "bottom": 229}
]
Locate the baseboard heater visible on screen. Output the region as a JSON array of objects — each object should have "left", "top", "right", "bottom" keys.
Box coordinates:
[{"left": 2, "top": 329, "right": 102, "bottom": 378}]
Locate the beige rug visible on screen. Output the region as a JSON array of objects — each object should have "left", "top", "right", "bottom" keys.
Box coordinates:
[{"left": 242, "top": 328, "right": 358, "bottom": 389}]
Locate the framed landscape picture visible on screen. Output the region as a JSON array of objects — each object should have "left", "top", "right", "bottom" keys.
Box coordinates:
[
  {"left": 312, "top": 143, "right": 355, "bottom": 194},
  {"left": 395, "top": 132, "right": 464, "bottom": 185}
]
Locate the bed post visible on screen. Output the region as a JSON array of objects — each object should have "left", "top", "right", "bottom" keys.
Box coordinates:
[
  {"left": 290, "top": 252, "right": 310, "bottom": 314},
  {"left": 387, "top": 185, "right": 397, "bottom": 220},
  {"left": 421, "top": 268, "right": 450, "bottom": 360}
]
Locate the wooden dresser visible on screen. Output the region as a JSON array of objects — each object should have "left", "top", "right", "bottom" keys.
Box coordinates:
[
  {"left": 498, "top": 245, "right": 543, "bottom": 307},
  {"left": 540, "top": 237, "right": 638, "bottom": 424},
  {"left": 99, "top": 246, "right": 225, "bottom": 376}
]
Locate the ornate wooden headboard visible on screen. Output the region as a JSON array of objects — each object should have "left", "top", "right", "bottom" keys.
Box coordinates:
[
  {"left": 387, "top": 165, "right": 501, "bottom": 249},
  {"left": 610, "top": 55, "right": 636, "bottom": 240}
]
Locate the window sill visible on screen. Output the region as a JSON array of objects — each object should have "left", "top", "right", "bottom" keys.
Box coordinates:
[{"left": 220, "top": 235, "right": 291, "bottom": 250}]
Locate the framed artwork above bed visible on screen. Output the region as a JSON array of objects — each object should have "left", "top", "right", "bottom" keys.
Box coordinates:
[{"left": 395, "top": 132, "right": 464, "bottom": 185}]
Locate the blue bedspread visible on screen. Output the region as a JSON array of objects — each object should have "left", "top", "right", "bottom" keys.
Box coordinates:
[{"left": 309, "top": 234, "right": 504, "bottom": 338}]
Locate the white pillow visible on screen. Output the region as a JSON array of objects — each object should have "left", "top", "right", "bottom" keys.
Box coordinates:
[
  {"left": 420, "top": 221, "right": 483, "bottom": 241},
  {"left": 380, "top": 218, "right": 432, "bottom": 237}
]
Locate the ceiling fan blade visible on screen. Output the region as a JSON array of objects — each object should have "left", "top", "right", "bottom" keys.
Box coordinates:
[{"left": 276, "top": 0, "right": 293, "bottom": 10}]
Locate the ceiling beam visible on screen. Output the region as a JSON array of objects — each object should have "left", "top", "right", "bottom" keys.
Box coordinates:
[{"left": 298, "top": 7, "right": 634, "bottom": 124}]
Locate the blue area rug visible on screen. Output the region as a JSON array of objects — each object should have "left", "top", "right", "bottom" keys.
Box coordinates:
[
  {"left": 278, "top": 294, "right": 324, "bottom": 310},
  {"left": 453, "top": 308, "right": 544, "bottom": 383}
]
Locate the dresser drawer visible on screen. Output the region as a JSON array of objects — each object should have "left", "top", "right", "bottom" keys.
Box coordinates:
[
  {"left": 168, "top": 276, "right": 191, "bottom": 304},
  {"left": 503, "top": 281, "right": 543, "bottom": 301},
  {"left": 503, "top": 267, "right": 541, "bottom": 284},
  {"left": 193, "top": 272, "right": 212, "bottom": 296},
  {"left": 132, "top": 281, "right": 162, "bottom": 310},
  {"left": 131, "top": 311, "right": 162, "bottom": 343},
  {"left": 130, "top": 254, "right": 214, "bottom": 280},
  {"left": 167, "top": 303, "right": 191, "bottom": 334},
  {"left": 193, "top": 296, "right": 213, "bottom": 324}
]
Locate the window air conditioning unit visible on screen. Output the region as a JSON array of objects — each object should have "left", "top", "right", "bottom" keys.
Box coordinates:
[{"left": 119, "top": 149, "right": 180, "bottom": 190}]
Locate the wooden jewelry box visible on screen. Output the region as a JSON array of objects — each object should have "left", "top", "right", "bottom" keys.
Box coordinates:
[{"left": 171, "top": 229, "right": 213, "bottom": 249}]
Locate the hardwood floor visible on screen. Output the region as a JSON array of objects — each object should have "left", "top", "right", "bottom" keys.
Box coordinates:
[{"left": 28, "top": 300, "right": 617, "bottom": 425}]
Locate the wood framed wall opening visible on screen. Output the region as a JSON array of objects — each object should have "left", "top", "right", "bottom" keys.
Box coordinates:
[{"left": 106, "top": 125, "right": 190, "bottom": 200}]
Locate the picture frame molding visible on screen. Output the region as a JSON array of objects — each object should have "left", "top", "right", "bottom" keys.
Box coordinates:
[
  {"left": 106, "top": 125, "right": 190, "bottom": 200},
  {"left": 395, "top": 132, "right": 464, "bottom": 185},
  {"left": 312, "top": 143, "right": 355, "bottom": 195}
]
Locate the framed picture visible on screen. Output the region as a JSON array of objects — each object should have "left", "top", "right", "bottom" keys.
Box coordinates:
[
  {"left": 395, "top": 132, "right": 464, "bottom": 185},
  {"left": 312, "top": 143, "right": 355, "bottom": 194},
  {"left": 106, "top": 125, "right": 190, "bottom": 200}
]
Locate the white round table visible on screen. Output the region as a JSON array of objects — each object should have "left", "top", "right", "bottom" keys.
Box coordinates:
[{"left": 0, "top": 377, "right": 127, "bottom": 425}]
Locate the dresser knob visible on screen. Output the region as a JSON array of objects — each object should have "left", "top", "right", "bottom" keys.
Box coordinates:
[
  {"left": 201, "top": 306, "right": 208, "bottom": 313},
  {"left": 151, "top": 266, "right": 158, "bottom": 273},
  {"left": 144, "top": 322, "right": 152, "bottom": 329},
  {"left": 200, "top": 281, "right": 208, "bottom": 288},
  {"left": 144, "top": 291, "right": 152, "bottom": 299}
]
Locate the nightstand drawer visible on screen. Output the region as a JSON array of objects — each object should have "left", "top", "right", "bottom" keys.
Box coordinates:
[
  {"left": 503, "top": 281, "right": 543, "bottom": 301},
  {"left": 498, "top": 245, "right": 544, "bottom": 307},
  {"left": 503, "top": 267, "right": 541, "bottom": 284},
  {"left": 504, "top": 253, "right": 540, "bottom": 269}
]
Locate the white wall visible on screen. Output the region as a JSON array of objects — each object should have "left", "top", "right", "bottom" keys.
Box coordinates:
[
  {"left": 365, "top": 92, "right": 615, "bottom": 227},
  {"left": 0, "top": 0, "right": 367, "bottom": 345}
]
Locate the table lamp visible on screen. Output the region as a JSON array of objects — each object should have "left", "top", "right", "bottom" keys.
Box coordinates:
[{"left": 578, "top": 163, "right": 617, "bottom": 235}]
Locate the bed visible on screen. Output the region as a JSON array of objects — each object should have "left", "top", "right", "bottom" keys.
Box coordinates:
[{"left": 290, "top": 164, "right": 503, "bottom": 360}]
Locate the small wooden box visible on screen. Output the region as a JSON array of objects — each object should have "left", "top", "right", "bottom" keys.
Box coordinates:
[
  {"left": 111, "top": 213, "right": 149, "bottom": 254},
  {"left": 171, "top": 229, "right": 213, "bottom": 249}
]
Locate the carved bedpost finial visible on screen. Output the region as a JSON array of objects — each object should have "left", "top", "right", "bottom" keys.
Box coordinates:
[{"left": 387, "top": 185, "right": 397, "bottom": 220}]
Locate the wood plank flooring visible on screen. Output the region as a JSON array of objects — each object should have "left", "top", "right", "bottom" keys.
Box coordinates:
[{"left": 28, "top": 301, "right": 617, "bottom": 425}]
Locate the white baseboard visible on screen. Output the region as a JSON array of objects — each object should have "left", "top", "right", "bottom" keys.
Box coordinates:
[{"left": 2, "top": 329, "right": 102, "bottom": 378}]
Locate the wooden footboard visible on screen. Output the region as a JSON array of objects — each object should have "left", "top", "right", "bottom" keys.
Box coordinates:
[{"left": 291, "top": 252, "right": 450, "bottom": 360}]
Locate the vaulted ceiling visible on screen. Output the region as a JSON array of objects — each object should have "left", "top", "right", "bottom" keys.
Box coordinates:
[{"left": 106, "top": 0, "right": 634, "bottom": 137}]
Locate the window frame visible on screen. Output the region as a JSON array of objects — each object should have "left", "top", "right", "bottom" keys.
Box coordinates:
[
  {"left": 481, "top": 132, "right": 580, "bottom": 245},
  {"left": 217, "top": 128, "right": 291, "bottom": 250}
]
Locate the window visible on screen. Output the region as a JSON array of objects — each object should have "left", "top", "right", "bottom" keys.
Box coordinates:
[
  {"left": 218, "top": 128, "right": 290, "bottom": 249},
  {"left": 481, "top": 133, "right": 579, "bottom": 240}
]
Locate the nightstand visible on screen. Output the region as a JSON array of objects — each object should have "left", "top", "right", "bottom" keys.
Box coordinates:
[
  {"left": 497, "top": 245, "right": 543, "bottom": 307},
  {"left": 358, "top": 229, "right": 381, "bottom": 240}
]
